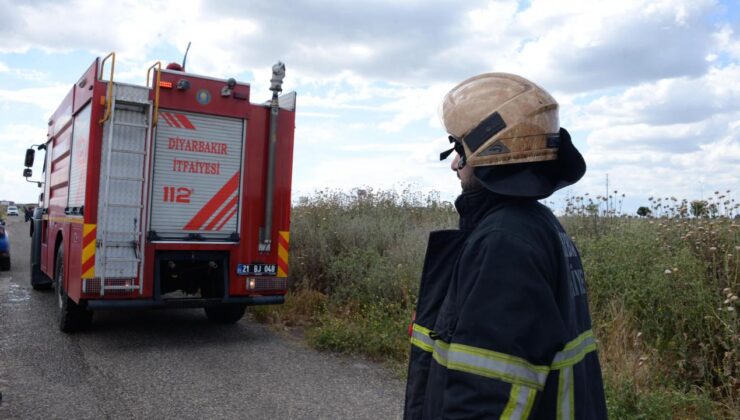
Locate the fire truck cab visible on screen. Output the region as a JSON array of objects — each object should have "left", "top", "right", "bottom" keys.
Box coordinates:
[{"left": 24, "top": 53, "right": 296, "bottom": 332}]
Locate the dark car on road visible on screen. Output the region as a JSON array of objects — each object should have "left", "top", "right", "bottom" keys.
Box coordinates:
[{"left": 0, "top": 219, "right": 9, "bottom": 270}]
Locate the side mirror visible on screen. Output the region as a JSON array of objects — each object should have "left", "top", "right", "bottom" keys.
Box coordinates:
[
  {"left": 25, "top": 148, "right": 35, "bottom": 167},
  {"left": 23, "top": 168, "right": 33, "bottom": 178}
]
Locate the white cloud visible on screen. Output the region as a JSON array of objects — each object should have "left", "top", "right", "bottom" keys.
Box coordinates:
[
  {"left": 497, "top": 0, "right": 719, "bottom": 92},
  {"left": 574, "top": 64, "right": 740, "bottom": 128},
  {"left": 378, "top": 84, "right": 452, "bottom": 132},
  {"left": 0, "top": 124, "right": 47, "bottom": 202},
  {"left": 579, "top": 111, "right": 739, "bottom": 202},
  {"left": 716, "top": 25, "right": 740, "bottom": 60},
  {"left": 0, "top": 85, "right": 70, "bottom": 116}
]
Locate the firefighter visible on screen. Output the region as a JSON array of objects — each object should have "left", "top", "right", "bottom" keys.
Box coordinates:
[{"left": 404, "top": 73, "right": 608, "bottom": 419}]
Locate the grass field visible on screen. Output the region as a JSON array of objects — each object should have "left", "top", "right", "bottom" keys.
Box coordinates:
[{"left": 253, "top": 189, "right": 739, "bottom": 418}]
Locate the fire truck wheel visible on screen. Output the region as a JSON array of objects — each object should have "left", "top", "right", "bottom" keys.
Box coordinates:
[
  {"left": 0, "top": 258, "right": 10, "bottom": 271},
  {"left": 204, "top": 304, "right": 246, "bottom": 324},
  {"left": 55, "top": 246, "right": 93, "bottom": 332}
]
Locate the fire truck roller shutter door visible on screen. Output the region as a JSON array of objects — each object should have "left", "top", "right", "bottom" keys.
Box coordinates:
[{"left": 150, "top": 111, "right": 244, "bottom": 241}]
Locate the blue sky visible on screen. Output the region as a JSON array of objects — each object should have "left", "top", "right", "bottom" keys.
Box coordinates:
[{"left": 1, "top": 0, "right": 738, "bottom": 214}]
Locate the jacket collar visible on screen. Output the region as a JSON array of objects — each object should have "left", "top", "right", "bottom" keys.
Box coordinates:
[{"left": 454, "top": 188, "right": 509, "bottom": 230}]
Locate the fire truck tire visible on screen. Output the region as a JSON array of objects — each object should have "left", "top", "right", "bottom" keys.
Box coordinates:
[
  {"left": 31, "top": 265, "right": 52, "bottom": 290},
  {"left": 204, "top": 304, "right": 246, "bottom": 324},
  {"left": 0, "top": 258, "right": 10, "bottom": 271},
  {"left": 55, "top": 247, "right": 93, "bottom": 332}
]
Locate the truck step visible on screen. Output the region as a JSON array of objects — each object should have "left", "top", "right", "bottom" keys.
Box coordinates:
[
  {"left": 105, "top": 203, "right": 144, "bottom": 209},
  {"left": 112, "top": 83, "right": 150, "bottom": 105},
  {"left": 103, "top": 230, "right": 142, "bottom": 235},
  {"left": 102, "top": 285, "right": 140, "bottom": 291},
  {"left": 103, "top": 257, "right": 141, "bottom": 263},
  {"left": 111, "top": 121, "right": 149, "bottom": 129},
  {"left": 99, "top": 242, "right": 138, "bottom": 248},
  {"left": 111, "top": 148, "right": 146, "bottom": 156},
  {"left": 108, "top": 176, "right": 145, "bottom": 182}
]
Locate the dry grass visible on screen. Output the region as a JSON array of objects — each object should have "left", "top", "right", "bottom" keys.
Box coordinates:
[
  {"left": 252, "top": 288, "right": 327, "bottom": 327},
  {"left": 597, "top": 301, "right": 655, "bottom": 390}
]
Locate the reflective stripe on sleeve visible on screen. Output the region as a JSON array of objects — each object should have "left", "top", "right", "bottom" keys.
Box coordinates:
[
  {"left": 551, "top": 330, "right": 597, "bottom": 369},
  {"left": 410, "top": 323, "right": 435, "bottom": 352},
  {"left": 501, "top": 384, "right": 537, "bottom": 420}
]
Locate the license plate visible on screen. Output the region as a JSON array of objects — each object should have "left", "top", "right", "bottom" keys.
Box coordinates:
[{"left": 237, "top": 263, "right": 277, "bottom": 276}]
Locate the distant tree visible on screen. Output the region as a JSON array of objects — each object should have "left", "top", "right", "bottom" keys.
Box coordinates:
[
  {"left": 636, "top": 206, "right": 651, "bottom": 217},
  {"left": 690, "top": 200, "right": 708, "bottom": 218}
]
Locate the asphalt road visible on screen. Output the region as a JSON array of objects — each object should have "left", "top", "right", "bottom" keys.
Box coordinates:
[{"left": 0, "top": 216, "right": 405, "bottom": 419}]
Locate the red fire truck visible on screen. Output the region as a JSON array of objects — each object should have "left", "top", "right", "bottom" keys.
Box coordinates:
[{"left": 23, "top": 52, "right": 296, "bottom": 332}]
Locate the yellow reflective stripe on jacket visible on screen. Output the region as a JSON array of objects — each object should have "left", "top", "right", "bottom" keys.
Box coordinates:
[
  {"left": 551, "top": 330, "right": 597, "bottom": 370},
  {"left": 410, "top": 323, "right": 435, "bottom": 352},
  {"left": 427, "top": 338, "right": 549, "bottom": 390},
  {"left": 501, "top": 384, "right": 537, "bottom": 420},
  {"left": 557, "top": 366, "right": 575, "bottom": 420},
  {"left": 409, "top": 323, "right": 597, "bottom": 394}
]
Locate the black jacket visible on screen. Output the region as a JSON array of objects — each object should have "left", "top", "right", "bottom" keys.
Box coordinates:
[{"left": 404, "top": 189, "right": 607, "bottom": 419}]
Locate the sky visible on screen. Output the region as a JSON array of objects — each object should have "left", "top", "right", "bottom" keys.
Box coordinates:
[{"left": 0, "top": 0, "right": 738, "bottom": 214}]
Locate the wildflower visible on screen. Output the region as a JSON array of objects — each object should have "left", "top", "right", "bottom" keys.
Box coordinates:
[
  {"left": 723, "top": 288, "right": 731, "bottom": 294},
  {"left": 731, "top": 296, "right": 738, "bottom": 302},
  {"left": 664, "top": 269, "right": 672, "bottom": 275},
  {"left": 709, "top": 247, "right": 717, "bottom": 252},
  {"left": 728, "top": 307, "right": 736, "bottom": 312}
]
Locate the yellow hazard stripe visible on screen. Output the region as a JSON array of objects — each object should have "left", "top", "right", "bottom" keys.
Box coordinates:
[
  {"left": 277, "top": 230, "right": 289, "bottom": 278},
  {"left": 81, "top": 223, "right": 96, "bottom": 279},
  {"left": 82, "top": 239, "right": 95, "bottom": 262},
  {"left": 83, "top": 223, "right": 95, "bottom": 236},
  {"left": 82, "top": 266, "right": 95, "bottom": 279}
]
